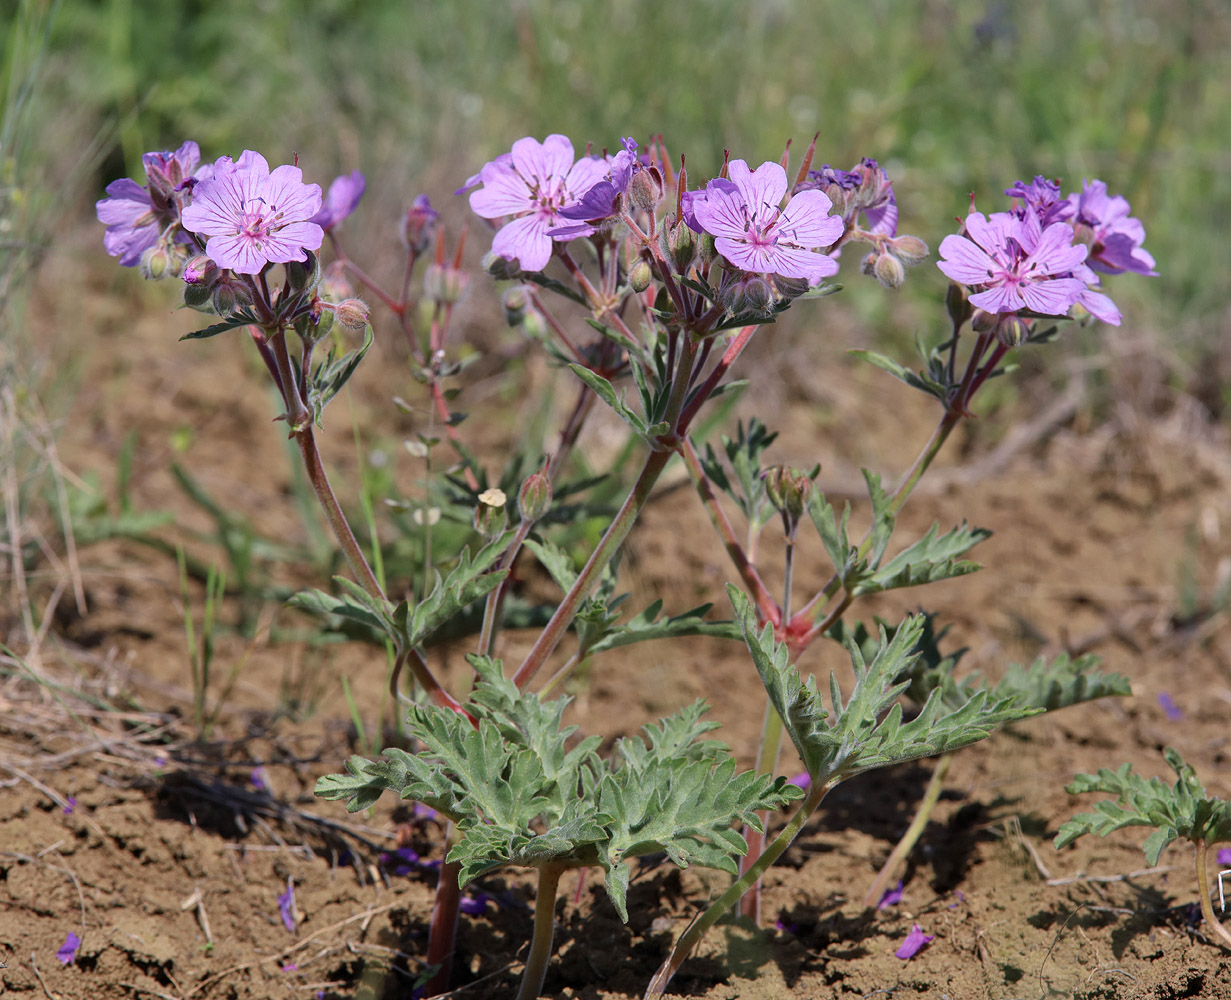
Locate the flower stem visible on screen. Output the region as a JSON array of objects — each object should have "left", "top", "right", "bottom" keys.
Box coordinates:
[
  {"left": 863, "top": 752, "right": 953, "bottom": 907},
  {"left": 646, "top": 777, "right": 833, "bottom": 997},
  {"left": 516, "top": 862, "right": 567, "bottom": 1000},
  {"left": 423, "top": 853, "right": 462, "bottom": 996},
  {"left": 1195, "top": 840, "right": 1231, "bottom": 951}
]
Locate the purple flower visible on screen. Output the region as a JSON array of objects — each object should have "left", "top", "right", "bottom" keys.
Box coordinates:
[
  {"left": 459, "top": 892, "right": 490, "bottom": 916},
  {"left": 787, "top": 771, "right": 811, "bottom": 790},
  {"left": 250, "top": 767, "right": 268, "bottom": 792},
  {"left": 402, "top": 195, "right": 440, "bottom": 253},
  {"left": 281, "top": 963, "right": 299, "bottom": 972},
  {"left": 96, "top": 140, "right": 202, "bottom": 266},
  {"left": 63, "top": 796, "right": 76, "bottom": 815},
  {"left": 1217, "top": 848, "right": 1231, "bottom": 867},
  {"left": 181, "top": 150, "right": 323, "bottom": 274},
  {"left": 798, "top": 158, "right": 896, "bottom": 237},
  {"left": 775, "top": 911, "right": 799, "bottom": 934},
  {"left": 278, "top": 879, "right": 296, "bottom": 932},
  {"left": 467, "top": 135, "right": 610, "bottom": 272},
  {"left": 1066, "top": 179, "right": 1156, "bottom": 276},
  {"left": 1005, "top": 175, "right": 1074, "bottom": 228},
  {"left": 1157, "top": 693, "right": 1183, "bottom": 721},
  {"left": 57, "top": 931, "right": 81, "bottom": 965},
  {"left": 894, "top": 923, "right": 933, "bottom": 960},
  {"left": 877, "top": 880, "right": 904, "bottom": 910},
  {"left": 555, "top": 137, "right": 640, "bottom": 234},
  {"left": 938, "top": 209, "right": 1087, "bottom": 317},
  {"left": 310, "top": 170, "right": 365, "bottom": 230},
  {"left": 380, "top": 847, "right": 421, "bottom": 877},
  {"left": 688, "top": 159, "right": 843, "bottom": 283}
]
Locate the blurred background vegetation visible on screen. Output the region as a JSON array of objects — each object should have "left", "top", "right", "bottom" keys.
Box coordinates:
[{"left": 0, "top": 0, "right": 1221, "bottom": 364}]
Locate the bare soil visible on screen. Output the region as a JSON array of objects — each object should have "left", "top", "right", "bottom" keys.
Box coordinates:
[{"left": 4, "top": 239, "right": 1231, "bottom": 999}]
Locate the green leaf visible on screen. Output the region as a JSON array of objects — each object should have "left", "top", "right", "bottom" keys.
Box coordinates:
[
  {"left": 858, "top": 522, "right": 990, "bottom": 596},
  {"left": 567, "top": 364, "right": 647, "bottom": 436},
  {"left": 287, "top": 581, "right": 395, "bottom": 640},
  {"left": 179, "top": 311, "right": 261, "bottom": 341},
  {"left": 308, "top": 323, "right": 374, "bottom": 426},
  {"left": 523, "top": 537, "right": 579, "bottom": 592},
  {"left": 586, "top": 601, "right": 741, "bottom": 655},
  {"left": 1055, "top": 748, "right": 1231, "bottom": 862},
  {"left": 406, "top": 531, "right": 515, "bottom": 645}
]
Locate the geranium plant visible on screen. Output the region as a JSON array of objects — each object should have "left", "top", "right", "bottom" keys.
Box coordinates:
[{"left": 97, "top": 128, "right": 1153, "bottom": 996}]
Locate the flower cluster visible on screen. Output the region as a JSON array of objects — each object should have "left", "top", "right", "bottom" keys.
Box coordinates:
[{"left": 938, "top": 174, "right": 1154, "bottom": 342}]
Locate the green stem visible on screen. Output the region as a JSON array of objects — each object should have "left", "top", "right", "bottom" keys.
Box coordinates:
[
  {"left": 1195, "top": 840, "right": 1231, "bottom": 951},
  {"left": 863, "top": 752, "right": 954, "bottom": 907},
  {"left": 737, "top": 699, "right": 786, "bottom": 921},
  {"left": 516, "top": 862, "right": 567, "bottom": 1000},
  {"left": 646, "top": 777, "right": 833, "bottom": 997}
]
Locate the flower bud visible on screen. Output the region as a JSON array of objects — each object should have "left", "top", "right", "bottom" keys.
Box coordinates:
[
  {"left": 696, "top": 230, "right": 717, "bottom": 266},
  {"left": 483, "top": 252, "right": 522, "bottom": 280},
  {"left": 401, "top": 194, "right": 440, "bottom": 254},
  {"left": 971, "top": 307, "right": 998, "bottom": 334},
  {"left": 888, "top": 235, "right": 930, "bottom": 265},
  {"left": 763, "top": 465, "right": 814, "bottom": 522},
  {"left": 667, "top": 220, "right": 695, "bottom": 273},
  {"left": 334, "top": 298, "right": 369, "bottom": 330},
  {"left": 772, "top": 274, "right": 811, "bottom": 301},
  {"left": 725, "top": 275, "right": 773, "bottom": 316},
  {"left": 627, "top": 166, "right": 663, "bottom": 215},
  {"left": 140, "top": 244, "right": 169, "bottom": 280},
  {"left": 183, "top": 254, "right": 217, "bottom": 286},
  {"left": 286, "top": 250, "right": 320, "bottom": 292},
  {"left": 183, "top": 281, "right": 213, "bottom": 311},
  {"left": 212, "top": 282, "right": 237, "bottom": 316},
  {"left": 628, "top": 257, "right": 653, "bottom": 293},
  {"left": 502, "top": 285, "right": 529, "bottom": 326},
  {"left": 872, "top": 252, "right": 906, "bottom": 289},
  {"left": 946, "top": 282, "right": 973, "bottom": 328},
  {"left": 994, "top": 314, "right": 1028, "bottom": 347},
  {"left": 517, "top": 466, "right": 553, "bottom": 523},
  {"left": 424, "top": 262, "right": 469, "bottom": 304},
  {"left": 473, "top": 487, "right": 508, "bottom": 539}
]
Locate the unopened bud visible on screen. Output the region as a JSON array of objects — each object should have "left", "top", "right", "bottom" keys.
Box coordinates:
[
  {"left": 872, "top": 252, "right": 906, "bottom": 289},
  {"left": 483, "top": 252, "right": 522, "bottom": 280},
  {"left": 971, "top": 308, "right": 998, "bottom": 334},
  {"left": 888, "top": 234, "right": 930, "bottom": 265},
  {"left": 183, "top": 281, "right": 213, "bottom": 311},
  {"left": 994, "top": 314, "right": 1028, "bottom": 347},
  {"left": 424, "top": 262, "right": 469, "bottom": 304},
  {"left": 946, "top": 282, "right": 973, "bottom": 328},
  {"left": 725, "top": 276, "right": 773, "bottom": 316},
  {"left": 286, "top": 250, "right": 320, "bottom": 292},
  {"left": 628, "top": 257, "right": 653, "bottom": 293},
  {"left": 696, "top": 230, "right": 717, "bottom": 266},
  {"left": 772, "top": 274, "right": 811, "bottom": 301},
  {"left": 667, "top": 221, "right": 695, "bottom": 273},
  {"left": 764, "top": 465, "right": 814, "bottom": 519},
  {"left": 627, "top": 166, "right": 663, "bottom": 215},
  {"left": 473, "top": 487, "right": 508, "bottom": 538},
  {"left": 334, "top": 298, "right": 369, "bottom": 330},
  {"left": 183, "top": 255, "right": 217, "bottom": 286},
  {"left": 502, "top": 286, "right": 529, "bottom": 326},
  {"left": 517, "top": 466, "right": 553, "bottom": 522},
  {"left": 141, "top": 244, "right": 169, "bottom": 280},
  {"left": 401, "top": 194, "right": 440, "bottom": 254},
  {"left": 212, "top": 282, "right": 237, "bottom": 316}
]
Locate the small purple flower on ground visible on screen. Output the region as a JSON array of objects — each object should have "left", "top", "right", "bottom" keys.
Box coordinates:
[
  {"left": 688, "top": 159, "right": 843, "bottom": 283},
  {"left": 1218, "top": 848, "right": 1231, "bottom": 867},
  {"left": 775, "top": 911, "right": 799, "bottom": 934},
  {"left": 380, "top": 847, "right": 421, "bottom": 877},
  {"left": 467, "top": 135, "right": 610, "bottom": 272},
  {"left": 937, "top": 209, "right": 1087, "bottom": 317},
  {"left": 949, "top": 890, "right": 965, "bottom": 909},
  {"left": 278, "top": 879, "right": 296, "bottom": 932},
  {"left": 57, "top": 931, "right": 81, "bottom": 965},
  {"left": 63, "top": 796, "right": 76, "bottom": 815},
  {"left": 96, "top": 140, "right": 203, "bottom": 266},
  {"left": 459, "top": 892, "right": 489, "bottom": 916},
  {"left": 181, "top": 151, "right": 323, "bottom": 274},
  {"left": 894, "top": 923, "right": 934, "bottom": 960},
  {"left": 310, "top": 170, "right": 365, "bottom": 230},
  {"left": 1157, "top": 693, "right": 1182, "bottom": 721},
  {"left": 1066, "top": 179, "right": 1156, "bottom": 276},
  {"left": 281, "top": 962, "right": 298, "bottom": 972},
  {"left": 250, "top": 767, "right": 268, "bottom": 792},
  {"left": 877, "top": 880, "right": 904, "bottom": 909}
]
